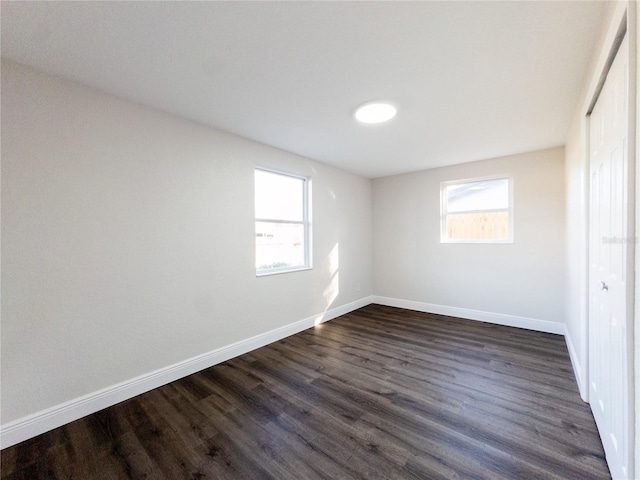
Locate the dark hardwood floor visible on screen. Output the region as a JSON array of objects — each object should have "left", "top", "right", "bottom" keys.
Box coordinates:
[{"left": 1, "top": 304, "right": 611, "bottom": 479}]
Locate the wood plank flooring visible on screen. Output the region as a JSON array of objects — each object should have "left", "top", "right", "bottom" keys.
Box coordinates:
[{"left": 1, "top": 304, "right": 611, "bottom": 479}]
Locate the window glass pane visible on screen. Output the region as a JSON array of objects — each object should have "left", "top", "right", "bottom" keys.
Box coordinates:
[
  {"left": 446, "top": 178, "right": 509, "bottom": 213},
  {"left": 446, "top": 211, "right": 509, "bottom": 240},
  {"left": 255, "top": 222, "right": 305, "bottom": 269},
  {"left": 255, "top": 170, "right": 304, "bottom": 221}
]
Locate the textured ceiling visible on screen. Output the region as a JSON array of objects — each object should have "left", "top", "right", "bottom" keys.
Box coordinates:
[{"left": 1, "top": 1, "right": 607, "bottom": 178}]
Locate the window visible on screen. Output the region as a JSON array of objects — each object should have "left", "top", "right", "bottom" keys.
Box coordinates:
[
  {"left": 255, "top": 168, "right": 311, "bottom": 275},
  {"left": 441, "top": 176, "right": 513, "bottom": 243}
]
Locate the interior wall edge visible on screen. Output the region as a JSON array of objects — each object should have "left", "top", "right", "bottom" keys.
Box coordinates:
[
  {"left": 565, "top": 326, "right": 588, "bottom": 402},
  {"left": 0, "top": 295, "right": 375, "bottom": 450}
]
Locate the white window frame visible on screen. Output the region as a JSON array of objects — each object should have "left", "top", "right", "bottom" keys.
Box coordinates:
[
  {"left": 255, "top": 167, "right": 312, "bottom": 276},
  {"left": 440, "top": 175, "right": 514, "bottom": 244}
]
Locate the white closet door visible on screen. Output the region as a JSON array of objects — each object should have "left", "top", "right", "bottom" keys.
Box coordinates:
[{"left": 588, "top": 34, "right": 632, "bottom": 480}]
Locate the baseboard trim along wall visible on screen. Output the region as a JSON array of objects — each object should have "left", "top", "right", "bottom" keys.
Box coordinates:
[
  {"left": 0, "top": 296, "right": 374, "bottom": 449},
  {"left": 371, "top": 296, "right": 566, "bottom": 335}
]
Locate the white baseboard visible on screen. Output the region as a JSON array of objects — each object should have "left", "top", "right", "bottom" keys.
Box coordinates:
[
  {"left": 564, "top": 328, "right": 588, "bottom": 402},
  {"left": 0, "top": 296, "right": 374, "bottom": 449},
  {"left": 371, "top": 296, "right": 565, "bottom": 335}
]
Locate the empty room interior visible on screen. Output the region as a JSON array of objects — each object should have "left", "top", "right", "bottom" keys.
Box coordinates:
[{"left": 2, "top": 1, "right": 640, "bottom": 479}]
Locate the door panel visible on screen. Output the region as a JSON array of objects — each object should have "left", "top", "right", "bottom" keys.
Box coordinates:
[{"left": 588, "top": 35, "right": 631, "bottom": 479}]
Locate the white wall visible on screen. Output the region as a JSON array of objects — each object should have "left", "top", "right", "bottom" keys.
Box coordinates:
[
  {"left": 373, "top": 147, "right": 566, "bottom": 329},
  {"left": 636, "top": 5, "right": 640, "bottom": 476},
  {"left": 1, "top": 60, "right": 372, "bottom": 428},
  {"left": 564, "top": 113, "right": 590, "bottom": 399}
]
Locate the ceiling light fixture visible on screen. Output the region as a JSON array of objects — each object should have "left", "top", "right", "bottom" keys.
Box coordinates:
[{"left": 354, "top": 101, "right": 397, "bottom": 124}]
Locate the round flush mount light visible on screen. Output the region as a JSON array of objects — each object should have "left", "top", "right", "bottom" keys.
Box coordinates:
[{"left": 354, "top": 101, "right": 397, "bottom": 124}]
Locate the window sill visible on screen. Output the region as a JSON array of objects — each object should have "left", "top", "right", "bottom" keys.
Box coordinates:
[
  {"left": 440, "top": 239, "right": 514, "bottom": 244},
  {"left": 256, "top": 266, "right": 313, "bottom": 277}
]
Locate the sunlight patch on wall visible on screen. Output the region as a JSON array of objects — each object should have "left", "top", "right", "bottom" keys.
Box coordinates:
[{"left": 318, "top": 242, "right": 340, "bottom": 325}]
